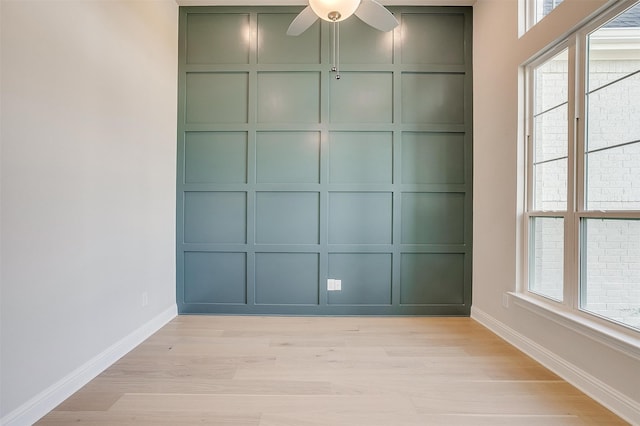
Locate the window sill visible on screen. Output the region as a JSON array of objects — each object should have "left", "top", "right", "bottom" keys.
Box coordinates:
[{"left": 509, "top": 292, "right": 640, "bottom": 361}]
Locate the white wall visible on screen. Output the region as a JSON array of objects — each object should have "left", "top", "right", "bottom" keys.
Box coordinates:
[
  {"left": 472, "top": 0, "right": 640, "bottom": 423},
  {"left": 0, "top": 0, "right": 178, "bottom": 423}
]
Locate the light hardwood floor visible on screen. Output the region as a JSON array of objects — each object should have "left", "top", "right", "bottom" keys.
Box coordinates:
[{"left": 37, "top": 316, "right": 628, "bottom": 425}]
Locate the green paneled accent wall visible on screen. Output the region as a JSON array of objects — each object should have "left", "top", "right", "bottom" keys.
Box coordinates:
[{"left": 177, "top": 6, "right": 473, "bottom": 315}]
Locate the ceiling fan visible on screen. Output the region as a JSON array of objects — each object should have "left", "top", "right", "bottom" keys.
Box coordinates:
[
  {"left": 286, "top": 0, "right": 399, "bottom": 36},
  {"left": 286, "top": 0, "right": 398, "bottom": 79}
]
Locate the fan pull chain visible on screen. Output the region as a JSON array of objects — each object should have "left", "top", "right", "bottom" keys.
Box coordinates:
[
  {"left": 331, "top": 19, "right": 337, "bottom": 73},
  {"left": 330, "top": 18, "right": 341, "bottom": 80},
  {"left": 335, "top": 21, "right": 340, "bottom": 80}
]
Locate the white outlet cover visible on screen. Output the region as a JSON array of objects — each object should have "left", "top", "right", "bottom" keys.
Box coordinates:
[{"left": 327, "top": 279, "right": 342, "bottom": 291}]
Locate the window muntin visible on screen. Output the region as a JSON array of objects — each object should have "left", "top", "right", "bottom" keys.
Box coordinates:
[
  {"left": 585, "top": 6, "right": 640, "bottom": 211},
  {"left": 586, "top": 72, "right": 640, "bottom": 153},
  {"left": 532, "top": 49, "right": 569, "bottom": 211},
  {"left": 525, "top": 0, "right": 640, "bottom": 332}
]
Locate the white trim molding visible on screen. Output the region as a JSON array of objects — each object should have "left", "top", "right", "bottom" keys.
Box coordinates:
[
  {"left": 511, "top": 292, "right": 640, "bottom": 361},
  {"left": 1, "top": 305, "right": 178, "bottom": 426},
  {"left": 471, "top": 306, "right": 640, "bottom": 425}
]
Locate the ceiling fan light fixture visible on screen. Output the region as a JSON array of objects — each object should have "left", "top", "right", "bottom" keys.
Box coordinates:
[{"left": 309, "top": 0, "right": 360, "bottom": 22}]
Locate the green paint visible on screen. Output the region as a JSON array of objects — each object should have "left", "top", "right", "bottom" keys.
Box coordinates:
[{"left": 177, "top": 6, "right": 473, "bottom": 315}]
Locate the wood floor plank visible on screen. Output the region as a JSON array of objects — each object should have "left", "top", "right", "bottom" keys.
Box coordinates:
[
  {"left": 258, "top": 412, "right": 591, "bottom": 426},
  {"left": 108, "top": 393, "right": 417, "bottom": 414},
  {"left": 36, "top": 316, "right": 628, "bottom": 425},
  {"left": 37, "top": 411, "right": 261, "bottom": 425}
]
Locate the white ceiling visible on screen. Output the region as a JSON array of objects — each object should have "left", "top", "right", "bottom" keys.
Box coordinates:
[{"left": 176, "top": 0, "right": 475, "bottom": 6}]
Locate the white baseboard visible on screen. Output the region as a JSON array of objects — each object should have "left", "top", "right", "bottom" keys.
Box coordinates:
[
  {"left": 1, "top": 304, "right": 177, "bottom": 426},
  {"left": 471, "top": 306, "right": 640, "bottom": 426}
]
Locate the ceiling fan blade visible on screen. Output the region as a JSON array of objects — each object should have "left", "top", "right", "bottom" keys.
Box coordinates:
[
  {"left": 354, "top": 0, "right": 399, "bottom": 32},
  {"left": 287, "top": 6, "right": 319, "bottom": 36}
]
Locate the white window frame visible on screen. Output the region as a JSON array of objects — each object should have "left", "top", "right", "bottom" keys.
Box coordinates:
[
  {"left": 523, "top": 0, "right": 565, "bottom": 31},
  {"left": 524, "top": 41, "right": 576, "bottom": 306},
  {"left": 521, "top": 0, "right": 640, "bottom": 346}
]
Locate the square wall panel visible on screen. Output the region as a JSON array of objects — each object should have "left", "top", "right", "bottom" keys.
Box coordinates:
[
  {"left": 329, "top": 192, "right": 392, "bottom": 244},
  {"left": 401, "top": 73, "right": 464, "bottom": 124},
  {"left": 330, "top": 72, "right": 393, "bottom": 123},
  {"left": 400, "top": 253, "right": 465, "bottom": 304},
  {"left": 255, "top": 192, "right": 319, "bottom": 244},
  {"left": 257, "top": 72, "right": 320, "bottom": 123},
  {"left": 329, "top": 132, "right": 392, "bottom": 184},
  {"left": 186, "top": 13, "right": 250, "bottom": 64},
  {"left": 255, "top": 253, "right": 319, "bottom": 304},
  {"left": 184, "top": 192, "right": 246, "bottom": 243},
  {"left": 402, "top": 132, "right": 465, "bottom": 184},
  {"left": 327, "top": 253, "right": 392, "bottom": 305},
  {"left": 401, "top": 192, "right": 464, "bottom": 244},
  {"left": 338, "top": 18, "right": 393, "bottom": 64},
  {"left": 185, "top": 132, "right": 247, "bottom": 184},
  {"left": 184, "top": 252, "right": 246, "bottom": 304},
  {"left": 257, "top": 13, "right": 320, "bottom": 64},
  {"left": 256, "top": 132, "right": 320, "bottom": 184},
  {"left": 401, "top": 14, "right": 465, "bottom": 65},
  {"left": 186, "top": 73, "right": 248, "bottom": 124}
]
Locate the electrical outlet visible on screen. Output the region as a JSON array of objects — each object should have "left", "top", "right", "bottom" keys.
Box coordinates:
[
  {"left": 327, "top": 279, "right": 342, "bottom": 291},
  {"left": 142, "top": 292, "right": 149, "bottom": 307},
  {"left": 502, "top": 293, "right": 509, "bottom": 308}
]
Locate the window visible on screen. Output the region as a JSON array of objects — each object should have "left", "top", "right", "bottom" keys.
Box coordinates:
[
  {"left": 529, "top": 47, "right": 568, "bottom": 302},
  {"left": 536, "top": 0, "right": 564, "bottom": 24},
  {"left": 526, "top": 0, "right": 565, "bottom": 29},
  {"left": 525, "top": 0, "right": 640, "bottom": 331}
]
